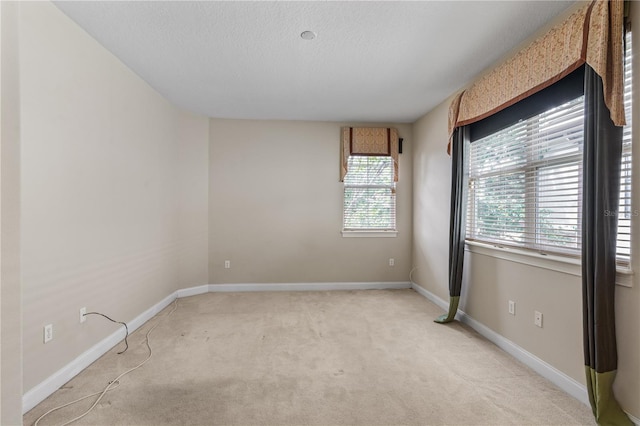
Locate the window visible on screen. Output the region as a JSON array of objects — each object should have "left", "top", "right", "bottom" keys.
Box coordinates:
[
  {"left": 467, "top": 31, "right": 632, "bottom": 269},
  {"left": 343, "top": 156, "right": 396, "bottom": 232},
  {"left": 467, "top": 96, "right": 584, "bottom": 254},
  {"left": 617, "top": 30, "right": 633, "bottom": 265}
]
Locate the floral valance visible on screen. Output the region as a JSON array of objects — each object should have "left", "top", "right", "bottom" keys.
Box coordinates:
[
  {"left": 340, "top": 127, "right": 399, "bottom": 182},
  {"left": 447, "top": 0, "right": 625, "bottom": 154}
]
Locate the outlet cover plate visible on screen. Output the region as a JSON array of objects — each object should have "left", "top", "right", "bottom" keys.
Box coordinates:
[
  {"left": 534, "top": 311, "right": 543, "bottom": 327},
  {"left": 44, "top": 324, "right": 53, "bottom": 343}
]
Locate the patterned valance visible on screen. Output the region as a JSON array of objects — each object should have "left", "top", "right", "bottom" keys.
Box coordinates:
[
  {"left": 447, "top": 0, "right": 625, "bottom": 154},
  {"left": 340, "top": 127, "right": 399, "bottom": 182}
]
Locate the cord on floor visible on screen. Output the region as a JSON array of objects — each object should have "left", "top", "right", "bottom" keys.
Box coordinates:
[
  {"left": 409, "top": 266, "right": 418, "bottom": 285},
  {"left": 83, "top": 312, "right": 129, "bottom": 354},
  {"left": 33, "top": 299, "right": 179, "bottom": 426}
]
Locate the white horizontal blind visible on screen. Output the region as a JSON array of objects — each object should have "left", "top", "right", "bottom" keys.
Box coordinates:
[
  {"left": 468, "top": 97, "right": 584, "bottom": 255},
  {"left": 617, "top": 30, "right": 633, "bottom": 268},
  {"left": 343, "top": 156, "right": 396, "bottom": 230},
  {"left": 468, "top": 34, "right": 632, "bottom": 266}
]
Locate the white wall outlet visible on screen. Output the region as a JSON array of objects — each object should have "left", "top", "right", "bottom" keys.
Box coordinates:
[
  {"left": 388, "top": 258, "right": 395, "bottom": 266},
  {"left": 534, "top": 311, "right": 543, "bottom": 328},
  {"left": 224, "top": 260, "right": 231, "bottom": 269},
  {"left": 508, "top": 300, "right": 516, "bottom": 315},
  {"left": 80, "top": 307, "right": 87, "bottom": 323},
  {"left": 44, "top": 324, "right": 53, "bottom": 343}
]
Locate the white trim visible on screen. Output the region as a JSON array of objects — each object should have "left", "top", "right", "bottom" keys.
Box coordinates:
[
  {"left": 23, "top": 281, "right": 410, "bottom": 414},
  {"left": 615, "top": 269, "right": 635, "bottom": 288},
  {"left": 466, "top": 241, "right": 581, "bottom": 276},
  {"left": 410, "top": 283, "right": 450, "bottom": 312},
  {"left": 412, "top": 282, "right": 640, "bottom": 423},
  {"left": 22, "top": 291, "right": 178, "bottom": 413},
  {"left": 458, "top": 308, "right": 589, "bottom": 405},
  {"left": 127, "top": 292, "right": 177, "bottom": 332},
  {"left": 208, "top": 281, "right": 411, "bottom": 292},
  {"left": 31, "top": 281, "right": 640, "bottom": 422},
  {"left": 410, "top": 283, "right": 590, "bottom": 407},
  {"left": 411, "top": 285, "right": 640, "bottom": 422},
  {"left": 466, "top": 241, "right": 634, "bottom": 287},
  {"left": 176, "top": 284, "right": 209, "bottom": 298},
  {"left": 341, "top": 230, "right": 397, "bottom": 238}
]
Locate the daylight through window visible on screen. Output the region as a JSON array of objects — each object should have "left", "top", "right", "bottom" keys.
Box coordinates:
[
  {"left": 343, "top": 156, "right": 396, "bottom": 231},
  {"left": 467, "top": 32, "right": 632, "bottom": 268}
]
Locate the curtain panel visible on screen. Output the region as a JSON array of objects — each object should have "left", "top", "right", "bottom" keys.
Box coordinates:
[
  {"left": 582, "top": 65, "right": 632, "bottom": 425},
  {"left": 435, "top": 126, "right": 468, "bottom": 324},
  {"left": 340, "top": 127, "right": 399, "bottom": 182},
  {"left": 447, "top": 0, "right": 625, "bottom": 154},
  {"left": 436, "top": 1, "right": 631, "bottom": 423}
]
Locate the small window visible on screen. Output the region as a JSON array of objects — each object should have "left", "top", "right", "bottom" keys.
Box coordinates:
[{"left": 343, "top": 156, "right": 396, "bottom": 231}]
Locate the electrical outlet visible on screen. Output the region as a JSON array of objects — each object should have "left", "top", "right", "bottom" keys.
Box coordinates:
[
  {"left": 224, "top": 260, "right": 231, "bottom": 269},
  {"left": 534, "top": 311, "right": 543, "bottom": 328},
  {"left": 44, "top": 324, "right": 53, "bottom": 343},
  {"left": 80, "top": 307, "right": 87, "bottom": 323},
  {"left": 389, "top": 258, "right": 395, "bottom": 266},
  {"left": 508, "top": 300, "right": 516, "bottom": 315}
]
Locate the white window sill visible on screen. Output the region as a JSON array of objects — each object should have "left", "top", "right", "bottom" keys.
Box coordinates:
[
  {"left": 465, "top": 241, "right": 633, "bottom": 288},
  {"left": 342, "top": 230, "right": 398, "bottom": 238}
]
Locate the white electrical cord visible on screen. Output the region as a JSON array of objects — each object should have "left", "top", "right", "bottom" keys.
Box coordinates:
[
  {"left": 409, "top": 266, "right": 418, "bottom": 285},
  {"left": 34, "top": 299, "right": 179, "bottom": 426}
]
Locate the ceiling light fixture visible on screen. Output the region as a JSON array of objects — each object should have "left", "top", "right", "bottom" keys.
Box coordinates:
[{"left": 300, "top": 31, "right": 316, "bottom": 40}]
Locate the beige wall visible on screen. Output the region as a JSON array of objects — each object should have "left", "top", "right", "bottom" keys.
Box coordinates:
[
  {"left": 177, "top": 113, "right": 210, "bottom": 289},
  {"left": 412, "top": 103, "right": 450, "bottom": 302},
  {"left": 1, "top": 2, "right": 23, "bottom": 423},
  {"left": 11, "top": 0, "right": 637, "bottom": 421},
  {"left": 209, "top": 119, "right": 412, "bottom": 284},
  {"left": 20, "top": 2, "right": 209, "bottom": 392},
  {"left": 412, "top": 6, "right": 640, "bottom": 419}
]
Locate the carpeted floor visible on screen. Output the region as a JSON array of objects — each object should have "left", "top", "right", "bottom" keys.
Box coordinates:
[{"left": 25, "top": 289, "right": 595, "bottom": 425}]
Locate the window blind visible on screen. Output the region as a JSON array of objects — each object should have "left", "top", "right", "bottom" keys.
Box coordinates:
[
  {"left": 343, "top": 156, "right": 396, "bottom": 231},
  {"left": 617, "top": 30, "right": 633, "bottom": 267},
  {"left": 467, "top": 32, "right": 632, "bottom": 268},
  {"left": 468, "top": 97, "right": 584, "bottom": 254}
]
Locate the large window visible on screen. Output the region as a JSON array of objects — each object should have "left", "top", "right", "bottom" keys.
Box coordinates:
[
  {"left": 467, "top": 32, "right": 632, "bottom": 268},
  {"left": 343, "top": 156, "right": 396, "bottom": 231}
]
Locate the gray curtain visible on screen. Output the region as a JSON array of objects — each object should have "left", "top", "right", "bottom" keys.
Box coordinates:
[
  {"left": 436, "top": 126, "right": 468, "bottom": 323},
  {"left": 582, "top": 65, "right": 632, "bottom": 425}
]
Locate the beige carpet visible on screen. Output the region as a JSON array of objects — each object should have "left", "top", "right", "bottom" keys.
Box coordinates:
[{"left": 25, "top": 289, "right": 595, "bottom": 425}]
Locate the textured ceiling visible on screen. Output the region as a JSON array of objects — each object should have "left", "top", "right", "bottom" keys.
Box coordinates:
[{"left": 54, "top": 1, "right": 576, "bottom": 123}]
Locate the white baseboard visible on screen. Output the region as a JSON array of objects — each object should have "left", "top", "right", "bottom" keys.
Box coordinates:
[
  {"left": 22, "top": 291, "right": 179, "bottom": 414},
  {"left": 412, "top": 283, "right": 640, "bottom": 424},
  {"left": 410, "top": 284, "right": 450, "bottom": 312},
  {"left": 22, "top": 281, "right": 640, "bottom": 423},
  {"left": 208, "top": 281, "right": 411, "bottom": 292},
  {"left": 410, "top": 283, "right": 590, "bottom": 407},
  {"left": 127, "top": 291, "right": 178, "bottom": 332},
  {"left": 176, "top": 284, "right": 209, "bottom": 298},
  {"left": 459, "top": 310, "right": 590, "bottom": 406},
  {"left": 23, "top": 281, "right": 410, "bottom": 414}
]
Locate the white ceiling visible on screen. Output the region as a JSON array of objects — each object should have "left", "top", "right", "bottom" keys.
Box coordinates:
[{"left": 54, "top": 1, "right": 576, "bottom": 123}]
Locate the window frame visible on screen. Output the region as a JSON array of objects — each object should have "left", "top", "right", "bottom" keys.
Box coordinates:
[
  {"left": 464, "top": 32, "right": 633, "bottom": 286},
  {"left": 467, "top": 96, "right": 586, "bottom": 258},
  {"left": 341, "top": 155, "right": 398, "bottom": 237}
]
